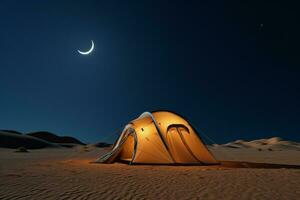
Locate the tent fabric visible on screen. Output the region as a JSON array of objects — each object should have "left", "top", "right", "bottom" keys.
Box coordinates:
[{"left": 96, "top": 111, "right": 218, "bottom": 165}]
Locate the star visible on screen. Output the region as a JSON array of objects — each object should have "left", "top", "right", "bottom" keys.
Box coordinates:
[{"left": 259, "top": 23, "right": 264, "bottom": 30}]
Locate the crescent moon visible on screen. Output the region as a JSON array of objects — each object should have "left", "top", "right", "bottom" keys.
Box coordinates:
[{"left": 78, "top": 40, "right": 94, "bottom": 55}]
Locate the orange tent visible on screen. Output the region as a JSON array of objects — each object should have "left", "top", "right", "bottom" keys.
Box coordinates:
[{"left": 97, "top": 111, "right": 218, "bottom": 165}]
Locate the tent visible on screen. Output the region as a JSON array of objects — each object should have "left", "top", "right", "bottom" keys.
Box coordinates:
[{"left": 97, "top": 111, "right": 218, "bottom": 165}]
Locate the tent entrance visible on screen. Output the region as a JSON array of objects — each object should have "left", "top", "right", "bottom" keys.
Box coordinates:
[
  {"left": 166, "top": 124, "right": 201, "bottom": 163},
  {"left": 118, "top": 134, "right": 135, "bottom": 162}
]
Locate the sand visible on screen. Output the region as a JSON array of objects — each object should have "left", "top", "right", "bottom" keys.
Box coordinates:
[{"left": 0, "top": 145, "right": 299, "bottom": 200}]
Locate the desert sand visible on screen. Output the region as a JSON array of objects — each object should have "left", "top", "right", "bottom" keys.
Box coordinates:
[{"left": 0, "top": 138, "right": 300, "bottom": 200}]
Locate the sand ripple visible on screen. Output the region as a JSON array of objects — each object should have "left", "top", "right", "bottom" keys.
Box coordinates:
[{"left": 0, "top": 148, "right": 299, "bottom": 200}]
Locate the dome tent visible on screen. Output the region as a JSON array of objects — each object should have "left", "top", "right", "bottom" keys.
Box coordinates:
[{"left": 97, "top": 111, "right": 218, "bottom": 165}]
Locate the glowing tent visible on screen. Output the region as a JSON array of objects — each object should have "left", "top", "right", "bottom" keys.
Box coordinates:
[{"left": 97, "top": 111, "right": 218, "bottom": 165}]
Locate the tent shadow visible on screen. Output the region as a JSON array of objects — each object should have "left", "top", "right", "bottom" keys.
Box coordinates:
[{"left": 220, "top": 161, "right": 300, "bottom": 169}]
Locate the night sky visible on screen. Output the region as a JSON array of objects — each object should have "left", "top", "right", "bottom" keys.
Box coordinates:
[{"left": 0, "top": 1, "right": 299, "bottom": 144}]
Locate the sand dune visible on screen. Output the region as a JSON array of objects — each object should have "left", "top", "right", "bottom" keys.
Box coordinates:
[
  {"left": 0, "top": 130, "right": 23, "bottom": 135},
  {"left": 27, "top": 131, "right": 85, "bottom": 145},
  {"left": 0, "top": 130, "right": 85, "bottom": 149},
  {"left": 90, "top": 142, "right": 112, "bottom": 148},
  {"left": 0, "top": 138, "right": 299, "bottom": 199},
  {"left": 220, "top": 137, "right": 300, "bottom": 151},
  {"left": 0, "top": 131, "right": 58, "bottom": 149},
  {"left": 0, "top": 147, "right": 299, "bottom": 200}
]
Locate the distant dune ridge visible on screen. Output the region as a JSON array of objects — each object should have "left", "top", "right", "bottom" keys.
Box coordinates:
[
  {"left": 91, "top": 142, "right": 112, "bottom": 148},
  {"left": 0, "top": 130, "right": 58, "bottom": 149},
  {"left": 0, "top": 130, "right": 23, "bottom": 135},
  {"left": 0, "top": 129, "right": 299, "bottom": 152},
  {"left": 27, "top": 131, "right": 85, "bottom": 145},
  {"left": 0, "top": 130, "right": 85, "bottom": 149},
  {"left": 0, "top": 130, "right": 114, "bottom": 150},
  {"left": 219, "top": 137, "right": 300, "bottom": 151}
]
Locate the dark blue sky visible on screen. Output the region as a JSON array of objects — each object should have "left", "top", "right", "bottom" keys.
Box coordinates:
[{"left": 0, "top": 1, "right": 299, "bottom": 143}]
